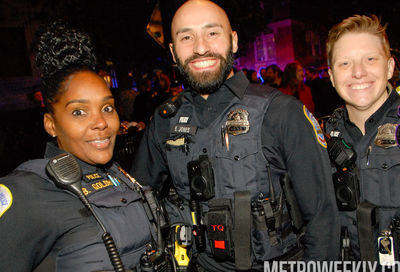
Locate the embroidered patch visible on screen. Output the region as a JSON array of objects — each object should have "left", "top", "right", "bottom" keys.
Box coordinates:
[
  {"left": 303, "top": 106, "right": 327, "bottom": 148},
  {"left": 81, "top": 178, "right": 115, "bottom": 196},
  {"left": 83, "top": 172, "right": 103, "bottom": 183},
  {"left": 0, "top": 184, "right": 13, "bottom": 218},
  {"left": 166, "top": 137, "right": 185, "bottom": 146}
]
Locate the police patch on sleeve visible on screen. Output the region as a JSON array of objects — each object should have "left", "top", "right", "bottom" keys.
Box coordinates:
[
  {"left": 303, "top": 106, "right": 327, "bottom": 148},
  {"left": 0, "top": 184, "right": 13, "bottom": 218}
]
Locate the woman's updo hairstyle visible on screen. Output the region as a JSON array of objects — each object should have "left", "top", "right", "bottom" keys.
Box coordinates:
[{"left": 34, "top": 20, "right": 97, "bottom": 113}]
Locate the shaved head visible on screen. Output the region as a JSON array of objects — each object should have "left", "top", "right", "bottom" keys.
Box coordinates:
[
  {"left": 169, "top": 0, "right": 238, "bottom": 94},
  {"left": 171, "top": 0, "right": 233, "bottom": 43}
]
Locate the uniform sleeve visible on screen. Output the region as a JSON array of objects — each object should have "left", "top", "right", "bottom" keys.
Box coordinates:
[
  {"left": 262, "top": 94, "right": 340, "bottom": 260},
  {"left": 130, "top": 115, "right": 170, "bottom": 190},
  {"left": 0, "top": 173, "right": 59, "bottom": 271}
]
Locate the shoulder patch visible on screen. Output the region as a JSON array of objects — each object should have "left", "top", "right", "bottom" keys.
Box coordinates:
[
  {"left": 0, "top": 184, "right": 13, "bottom": 218},
  {"left": 303, "top": 106, "right": 327, "bottom": 148}
]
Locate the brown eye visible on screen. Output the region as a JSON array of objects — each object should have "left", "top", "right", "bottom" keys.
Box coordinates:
[
  {"left": 181, "top": 35, "right": 191, "bottom": 41},
  {"left": 72, "top": 109, "right": 85, "bottom": 116},
  {"left": 103, "top": 105, "right": 114, "bottom": 113}
]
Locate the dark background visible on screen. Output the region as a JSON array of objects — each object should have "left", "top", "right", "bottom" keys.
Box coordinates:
[
  {"left": 0, "top": 0, "right": 399, "bottom": 175},
  {"left": 1, "top": 0, "right": 400, "bottom": 78}
]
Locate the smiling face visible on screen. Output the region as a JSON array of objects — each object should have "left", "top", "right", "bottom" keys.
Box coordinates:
[
  {"left": 329, "top": 32, "right": 394, "bottom": 117},
  {"left": 44, "top": 71, "right": 120, "bottom": 165},
  {"left": 169, "top": 0, "right": 238, "bottom": 94}
]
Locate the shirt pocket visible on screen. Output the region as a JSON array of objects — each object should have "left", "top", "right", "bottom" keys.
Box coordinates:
[
  {"left": 89, "top": 187, "right": 153, "bottom": 254},
  {"left": 165, "top": 144, "right": 196, "bottom": 196},
  {"left": 360, "top": 147, "right": 400, "bottom": 207},
  {"left": 215, "top": 136, "right": 260, "bottom": 194}
]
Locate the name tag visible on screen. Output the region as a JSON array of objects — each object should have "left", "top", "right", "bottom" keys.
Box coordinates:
[{"left": 172, "top": 125, "right": 197, "bottom": 135}]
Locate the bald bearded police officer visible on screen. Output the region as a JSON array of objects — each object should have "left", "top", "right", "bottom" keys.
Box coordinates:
[
  {"left": 325, "top": 15, "right": 400, "bottom": 264},
  {"left": 132, "top": 0, "right": 339, "bottom": 271}
]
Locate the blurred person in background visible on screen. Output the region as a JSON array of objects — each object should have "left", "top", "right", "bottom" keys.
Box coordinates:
[
  {"left": 305, "top": 66, "right": 342, "bottom": 118},
  {"left": 246, "top": 69, "right": 260, "bottom": 83},
  {"left": 262, "top": 64, "right": 282, "bottom": 88},
  {"left": 280, "top": 61, "right": 315, "bottom": 113}
]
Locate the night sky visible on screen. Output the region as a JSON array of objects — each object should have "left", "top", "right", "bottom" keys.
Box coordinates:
[{"left": 1, "top": 0, "right": 400, "bottom": 77}]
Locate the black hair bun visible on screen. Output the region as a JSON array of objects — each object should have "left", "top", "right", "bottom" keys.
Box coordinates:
[{"left": 35, "top": 20, "right": 96, "bottom": 81}]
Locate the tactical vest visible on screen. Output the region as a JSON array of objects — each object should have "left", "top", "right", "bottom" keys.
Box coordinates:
[
  {"left": 164, "top": 85, "right": 299, "bottom": 262},
  {"left": 325, "top": 106, "right": 400, "bottom": 260},
  {"left": 16, "top": 159, "right": 152, "bottom": 272}
]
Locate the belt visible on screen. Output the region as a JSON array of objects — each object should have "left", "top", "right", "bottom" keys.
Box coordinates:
[{"left": 268, "top": 244, "right": 304, "bottom": 262}]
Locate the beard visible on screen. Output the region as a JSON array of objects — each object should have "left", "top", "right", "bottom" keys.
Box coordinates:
[{"left": 173, "top": 41, "right": 235, "bottom": 95}]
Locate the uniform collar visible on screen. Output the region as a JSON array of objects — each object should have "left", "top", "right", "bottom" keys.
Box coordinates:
[
  {"left": 224, "top": 71, "right": 249, "bottom": 99},
  {"left": 183, "top": 70, "right": 249, "bottom": 102},
  {"left": 342, "top": 86, "right": 400, "bottom": 135}
]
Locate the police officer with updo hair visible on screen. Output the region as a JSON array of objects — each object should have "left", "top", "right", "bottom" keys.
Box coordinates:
[{"left": 0, "top": 20, "right": 156, "bottom": 272}]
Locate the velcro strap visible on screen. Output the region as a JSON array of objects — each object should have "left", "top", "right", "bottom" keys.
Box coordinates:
[
  {"left": 262, "top": 200, "right": 278, "bottom": 246},
  {"left": 234, "top": 191, "right": 252, "bottom": 271},
  {"left": 357, "top": 201, "right": 379, "bottom": 261}
]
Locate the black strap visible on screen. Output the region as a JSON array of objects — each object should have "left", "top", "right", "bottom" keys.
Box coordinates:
[
  {"left": 357, "top": 201, "right": 379, "bottom": 261},
  {"left": 262, "top": 200, "right": 278, "bottom": 246},
  {"left": 234, "top": 191, "right": 252, "bottom": 271}
]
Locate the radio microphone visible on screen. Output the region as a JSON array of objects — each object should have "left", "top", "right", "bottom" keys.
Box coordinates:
[{"left": 46, "top": 153, "right": 127, "bottom": 272}]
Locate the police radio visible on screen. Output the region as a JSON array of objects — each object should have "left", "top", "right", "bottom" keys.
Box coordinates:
[
  {"left": 117, "top": 168, "right": 174, "bottom": 272},
  {"left": 327, "top": 136, "right": 360, "bottom": 211},
  {"left": 46, "top": 153, "right": 128, "bottom": 272},
  {"left": 142, "top": 188, "right": 169, "bottom": 229},
  {"left": 139, "top": 206, "right": 171, "bottom": 272}
]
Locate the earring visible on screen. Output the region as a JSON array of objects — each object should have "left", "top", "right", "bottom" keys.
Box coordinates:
[{"left": 52, "top": 135, "right": 56, "bottom": 138}]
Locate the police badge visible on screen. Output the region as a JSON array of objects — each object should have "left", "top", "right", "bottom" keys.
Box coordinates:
[
  {"left": 374, "top": 123, "right": 397, "bottom": 148},
  {"left": 225, "top": 109, "right": 250, "bottom": 136}
]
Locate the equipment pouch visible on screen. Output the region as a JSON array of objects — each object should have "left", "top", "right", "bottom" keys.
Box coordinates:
[{"left": 205, "top": 198, "right": 234, "bottom": 261}]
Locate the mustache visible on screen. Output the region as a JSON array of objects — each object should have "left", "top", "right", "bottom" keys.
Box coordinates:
[{"left": 183, "top": 53, "right": 225, "bottom": 66}]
